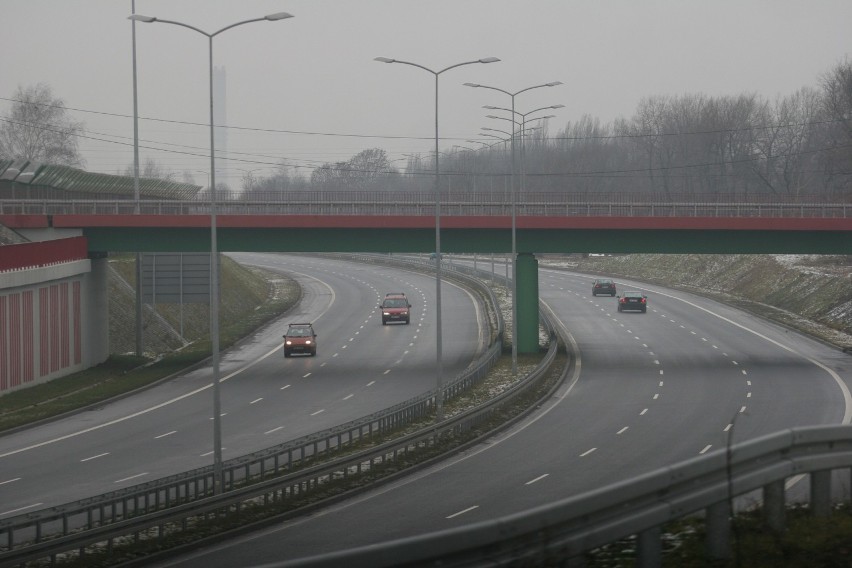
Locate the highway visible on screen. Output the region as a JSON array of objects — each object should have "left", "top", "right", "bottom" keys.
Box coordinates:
[
  {"left": 155, "top": 263, "right": 852, "bottom": 567},
  {"left": 0, "top": 254, "right": 486, "bottom": 518}
]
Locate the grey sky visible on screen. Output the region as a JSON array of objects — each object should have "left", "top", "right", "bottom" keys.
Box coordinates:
[{"left": 2, "top": 0, "right": 850, "bottom": 186}]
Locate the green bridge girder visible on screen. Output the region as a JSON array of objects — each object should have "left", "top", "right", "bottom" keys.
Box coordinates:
[
  {"left": 82, "top": 225, "right": 851, "bottom": 355},
  {"left": 84, "top": 227, "right": 851, "bottom": 255}
]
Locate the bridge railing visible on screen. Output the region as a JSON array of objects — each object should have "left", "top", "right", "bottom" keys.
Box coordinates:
[{"left": 0, "top": 191, "right": 849, "bottom": 217}]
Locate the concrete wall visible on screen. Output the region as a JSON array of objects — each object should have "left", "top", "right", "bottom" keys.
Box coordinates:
[{"left": 0, "top": 243, "right": 108, "bottom": 395}]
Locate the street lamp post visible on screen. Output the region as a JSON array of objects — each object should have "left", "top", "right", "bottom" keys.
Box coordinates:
[
  {"left": 464, "top": 82, "right": 562, "bottom": 374},
  {"left": 130, "top": 11, "right": 294, "bottom": 494},
  {"left": 486, "top": 104, "right": 564, "bottom": 193},
  {"left": 375, "top": 56, "right": 500, "bottom": 421}
]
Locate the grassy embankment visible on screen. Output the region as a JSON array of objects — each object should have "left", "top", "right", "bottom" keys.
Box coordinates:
[{"left": 0, "top": 254, "right": 300, "bottom": 432}]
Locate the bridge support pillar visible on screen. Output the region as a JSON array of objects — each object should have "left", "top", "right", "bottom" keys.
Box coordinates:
[{"left": 516, "top": 253, "right": 540, "bottom": 354}]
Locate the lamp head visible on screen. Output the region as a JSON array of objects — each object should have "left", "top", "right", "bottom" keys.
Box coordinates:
[
  {"left": 550, "top": 104, "right": 566, "bottom": 109},
  {"left": 265, "top": 12, "right": 294, "bottom": 21},
  {"left": 374, "top": 57, "right": 395, "bottom": 63},
  {"left": 128, "top": 14, "right": 157, "bottom": 23},
  {"left": 463, "top": 82, "right": 481, "bottom": 88},
  {"left": 546, "top": 81, "right": 563, "bottom": 87},
  {"left": 479, "top": 57, "right": 500, "bottom": 64}
]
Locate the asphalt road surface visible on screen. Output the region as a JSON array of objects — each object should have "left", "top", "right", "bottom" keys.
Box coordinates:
[
  {"left": 0, "top": 254, "right": 486, "bottom": 518},
  {"left": 155, "top": 264, "right": 852, "bottom": 567}
]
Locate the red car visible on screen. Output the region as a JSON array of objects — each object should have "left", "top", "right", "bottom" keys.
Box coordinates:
[
  {"left": 381, "top": 293, "right": 411, "bottom": 325},
  {"left": 283, "top": 323, "right": 317, "bottom": 357}
]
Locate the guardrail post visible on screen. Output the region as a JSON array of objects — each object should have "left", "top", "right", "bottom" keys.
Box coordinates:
[
  {"left": 637, "top": 525, "right": 661, "bottom": 567},
  {"left": 764, "top": 479, "right": 786, "bottom": 532},
  {"left": 811, "top": 470, "right": 832, "bottom": 518},
  {"left": 706, "top": 501, "right": 731, "bottom": 560}
]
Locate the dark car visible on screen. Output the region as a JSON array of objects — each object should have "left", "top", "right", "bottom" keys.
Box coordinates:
[
  {"left": 381, "top": 293, "right": 411, "bottom": 325},
  {"left": 617, "top": 291, "right": 647, "bottom": 313},
  {"left": 283, "top": 323, "right": 317, "bottom": 357},
  {"left": 592, "top": 278, "right": 616, "bottom": 296}
]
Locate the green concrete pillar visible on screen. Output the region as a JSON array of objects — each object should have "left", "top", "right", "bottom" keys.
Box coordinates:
[{"left": 516, "top": 252, "right": 540, "bottom": 354}]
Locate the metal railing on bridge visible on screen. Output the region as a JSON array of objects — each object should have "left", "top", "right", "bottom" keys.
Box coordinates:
[{"left": 0, "top": 191, "right": 850, "bottom": 218}]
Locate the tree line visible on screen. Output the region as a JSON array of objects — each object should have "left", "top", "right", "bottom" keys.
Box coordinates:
[{"left": 2, "top": 58, "right": 850, "bottom": 200}]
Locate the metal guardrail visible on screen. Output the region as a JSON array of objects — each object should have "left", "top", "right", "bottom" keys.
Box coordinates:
[
  {"left": 0, "top": 255, "right": 509, "bottom": 561},
  {"left": 274, "top": 424, "right": 852, "bottom": 568},
  {"left": 0, "top": 192, "right": 850, "bottom": 218}
]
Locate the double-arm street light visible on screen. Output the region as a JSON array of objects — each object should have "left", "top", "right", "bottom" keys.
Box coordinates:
[
  {"left": 485, "top": 104, "right": 564, "bottom": 189},
  {"left": 130, "top": 11, "right": 294, "bottom": 494},
  {"left": 464, "top": 82, "right": 562, "bottom": 374},
  {"left": 375, "top": 56, "right": 500, "bottom": 421}
]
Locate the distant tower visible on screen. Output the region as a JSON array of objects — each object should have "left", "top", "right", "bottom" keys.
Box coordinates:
[{"left": 213, "top": 66, "right": 227, "bottom": 180}]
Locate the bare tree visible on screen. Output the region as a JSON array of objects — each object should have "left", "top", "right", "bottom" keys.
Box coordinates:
[
  {"left": 122, "top": 157, "right": 176, "bottom": 181},
  {"left": 819, "top": 58, "right": 852, "bottom": 194},
  {"left": 0, "top": 83, "right": 85, "bottom": 166}
]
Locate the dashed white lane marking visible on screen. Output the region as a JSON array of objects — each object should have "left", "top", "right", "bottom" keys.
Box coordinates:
[
  {"left": 303, "top": 373, "right": 311, "bottom": 378},
  {"left": 580, "top": 448, "right": 597, "bottom": 457},
  {"left": 640, "top": 408, "right": 649, "bottom": 415},
  {"left": 265, "top": 426, "right": 284, "bottom": 435},
  {"left": 366, "top": 381, "right": 376, "bottom": 387},
  {"left": 209, "top": 413, "right": 227, "bottom": 420},
  {"left": 155, "top": 431, "right": 177, "bottom": 439},
  {"left": 250, "top": 398, "right": 263, "bottom": 405},
  {"left": 447, "top": 505, "right": 479, "bottom": 519},
  {"left": 0, "top": 478, "right": 21, "bottom": 486},
  {"left": 747, "top": 392, "right": 752, "bottom": 398},
  {"left": 699, "top": 445, "right": 713, "bottom": 454},
  {"left": 526, "top": 474, "right": 549, "bottom": 485},
  {"left": 740, "top": 406, "right": 747, "bottom": 413},
  {"left": 742, "top": 370, "right": 748, "bottom": 375},
  {"left": 659, "top": 370, "right": 664, "bottom": 375},
  {"left": 81, "top": 452, "right": 110, "bottom": 462},
  {"left": 659, "top": 381, "right": 664, "bottom": 387},
  {"left": 280, "top": 384, "right": 291, "bottom": 390},
  {"left": 1, "top": 503, "right": 43, "bottom": 516},
  {"left": 310, "top": 409, "right": 325, "bottom": 416},
  {"left": 653, "top": 394, "right": 660, "bottom": 400},
  {"left": 115, "top": 472, "right": 148, "bottom": 483},
  {"left": 617, "top": 427, "right": 629, "bottom": 435},
  {"left": 200, "top": 449, "right": 224, "bottom": 457},
  {"left": 384, "top": 370, "right": 391, "bottom": 375},
  {"left": 724, "top": 424, "right": 733, "bottom": 432},
  {"left": 732, "top": 361, "right": 739, "bottom": 366},
  {"left": 343, "top": 394, "right": 354, "bottom": 400}
]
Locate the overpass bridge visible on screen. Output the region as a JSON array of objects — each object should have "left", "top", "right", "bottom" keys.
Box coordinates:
[{"left": 2, "top": 191, "right": 850, "bottom": 357}]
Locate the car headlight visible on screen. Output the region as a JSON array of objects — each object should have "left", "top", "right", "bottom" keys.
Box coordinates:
[
  {"left": 305, "top": 340, "right": 312, "bottom": 345},
  {"left": 383, "top": 311, "right": 391, "bottom": 316},
  {"left": 285, "top": 340, "right": 292, "bottom": 345}
]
